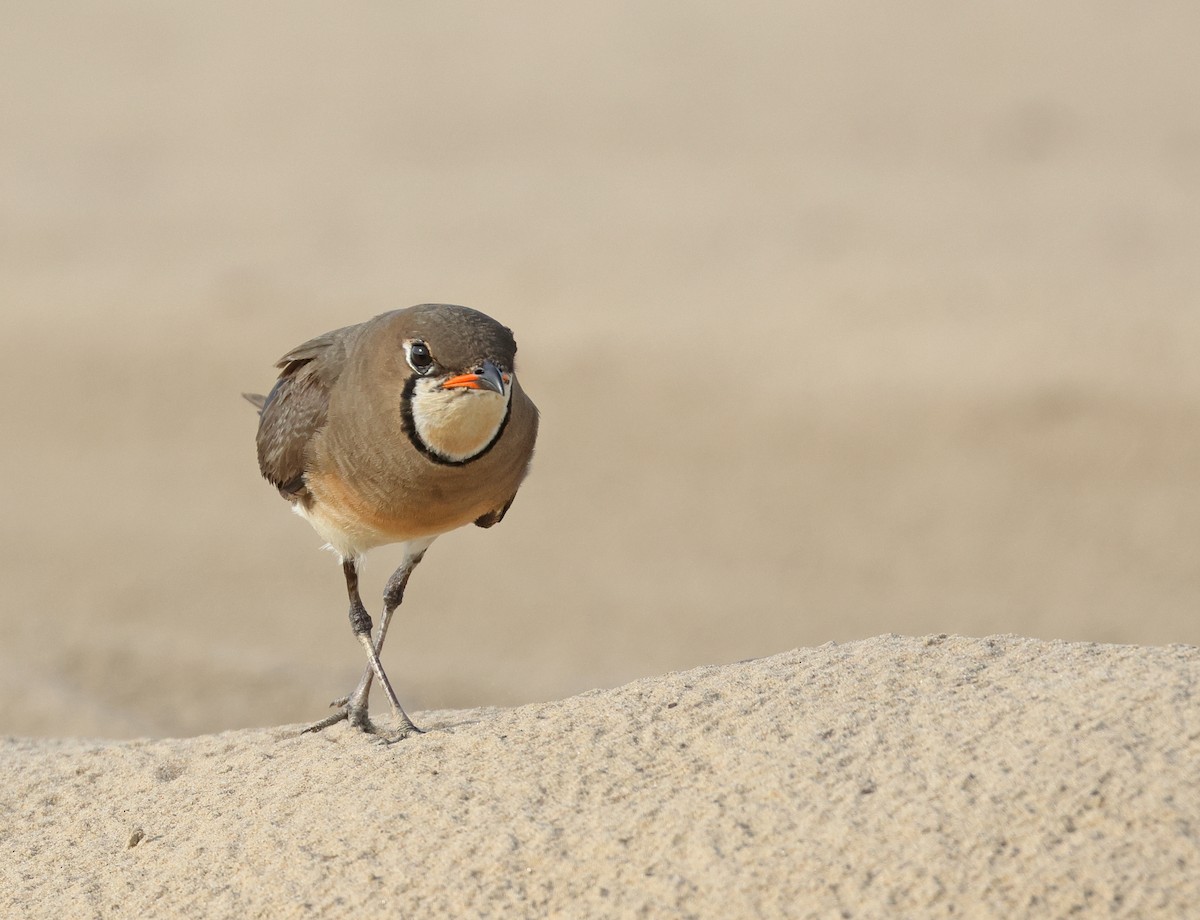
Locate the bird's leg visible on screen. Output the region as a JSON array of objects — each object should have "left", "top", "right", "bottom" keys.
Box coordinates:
[
  {"left": 304, "top": 558, "right": 376, "bottom": 733},
  {"left": 340, "top": 548, "right": 430, "bottom": 738},
  {"left": 304, "top": 550, "right": 431, "bottom": 739},
  {"left": 301, "top": 558, "right": 401, "bottom": 737}
]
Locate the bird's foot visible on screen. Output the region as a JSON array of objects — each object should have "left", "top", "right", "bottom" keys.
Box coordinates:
[
  {"left": 300, "top": 698, "right": 373, "bottom": 735},
  {"left": 300, "top": 700, "right": 424, "bottom": 741},
  {"left": 368, "top": 706, "right": 425, "bottom": 744},
  {"left": 370, "top": 722, "right": 425, "bottom": 745}
]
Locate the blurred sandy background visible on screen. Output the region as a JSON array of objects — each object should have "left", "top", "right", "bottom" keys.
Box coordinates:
[{"left": 1, "top": 1, "right": 1197, "bottom": 739}]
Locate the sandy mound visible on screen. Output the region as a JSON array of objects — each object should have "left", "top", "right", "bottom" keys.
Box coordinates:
[{"left": 4, "top": 635, "right": 1196, "bottom": 917}]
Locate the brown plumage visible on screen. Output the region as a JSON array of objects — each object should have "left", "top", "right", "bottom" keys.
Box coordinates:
[{"left": 246, "top": 304, "right": 539, "bottom": 739}]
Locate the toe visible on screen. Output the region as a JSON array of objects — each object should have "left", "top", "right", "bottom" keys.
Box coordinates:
[{"left": 301, "top": 708, "right": 350, "bottom": 734}]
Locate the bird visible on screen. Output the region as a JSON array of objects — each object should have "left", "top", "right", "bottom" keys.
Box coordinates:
[{"left": 244, "top": 303, "right": 539, "bottom": 740}]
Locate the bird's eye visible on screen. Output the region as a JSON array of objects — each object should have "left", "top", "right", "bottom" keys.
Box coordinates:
[{"left": 408, "top": 341, "right": 434, "bottom": 372}]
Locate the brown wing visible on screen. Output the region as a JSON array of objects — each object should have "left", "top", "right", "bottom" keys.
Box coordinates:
[
  {"left": 474, "top": 493, "right": 516, "bottom": 529},
  {"left": 254, "top": 327, "right": 355, "bottom": 501}
]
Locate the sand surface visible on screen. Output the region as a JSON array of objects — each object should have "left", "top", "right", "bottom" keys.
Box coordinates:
[{"left": 5, "top": 636, "right": 1198, "bottom": 918}]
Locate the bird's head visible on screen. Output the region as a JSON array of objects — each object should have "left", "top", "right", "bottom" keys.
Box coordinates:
[{"left": 393, "top": 304, "right": 518, "bottom": 465}]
